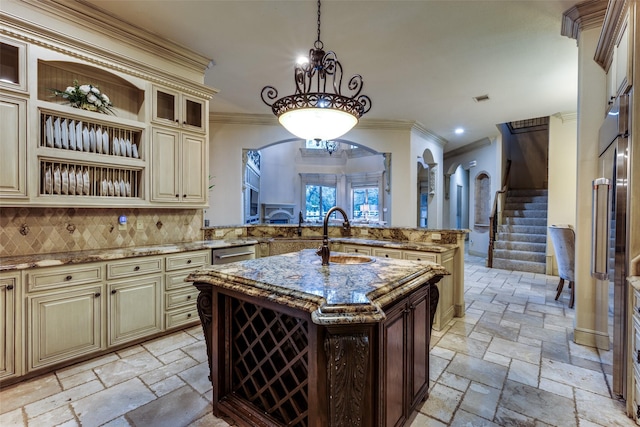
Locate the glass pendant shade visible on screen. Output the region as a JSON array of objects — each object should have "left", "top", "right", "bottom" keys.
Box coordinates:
[
  {"left": 278, "top": 107, "right": 358, "bottom": 141},
  {"left": 261, "top": 0, "right": 371, "bottom": 141}
]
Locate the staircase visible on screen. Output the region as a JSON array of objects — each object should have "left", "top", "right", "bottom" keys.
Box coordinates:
[{"left": 491, "top": 189, "right": 548, "bottom": 274}]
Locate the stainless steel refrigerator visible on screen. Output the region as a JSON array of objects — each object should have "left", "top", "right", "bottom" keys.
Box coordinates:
[{"left": 595, "top": 93, "right": 630, "bottom": 399}]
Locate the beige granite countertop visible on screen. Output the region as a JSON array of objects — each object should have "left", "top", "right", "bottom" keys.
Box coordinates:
[
  {"left": 0, "top": 239, "right": 258, "bottom": 271},
  {"left": 188, "top": 249, "right": 448, "bottom": 325}
]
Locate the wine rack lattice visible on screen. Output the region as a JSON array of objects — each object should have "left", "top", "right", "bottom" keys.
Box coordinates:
[{"left": 231, "top": 298, "right": 309, "bottom": 427}]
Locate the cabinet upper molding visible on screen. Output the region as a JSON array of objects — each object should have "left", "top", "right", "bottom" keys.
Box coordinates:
[
  {"left": 594, "top": 0, "right": 630, "bottom": 71},
  {"left": 1, "top": 9, "right": 217, "bottom": 100}
]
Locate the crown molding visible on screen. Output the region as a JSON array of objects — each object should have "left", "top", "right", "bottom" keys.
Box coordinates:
[
  {"left": 594, "top": 0, "right": 629, "bottom": 71},
  {"left": 443, "top": 137, "right": 492, "bottom": 160},
  {"left": 1, "top": 2, "right": 217, "bottom": 98},
  {"left": 552, "top": 112, "right": 579, "bottom": 123},
  {"left": 561, "top": 0, "right": 607, "bottom": 42}
]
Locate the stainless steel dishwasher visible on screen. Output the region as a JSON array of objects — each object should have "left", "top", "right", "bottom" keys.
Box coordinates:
[{"left": 210, "top": 245, "right": 256, "bottom": 265}]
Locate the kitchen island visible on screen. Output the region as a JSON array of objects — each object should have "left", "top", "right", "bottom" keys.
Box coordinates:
[{"left": 187, "top": 249, "right": 447, "bottom": 427}]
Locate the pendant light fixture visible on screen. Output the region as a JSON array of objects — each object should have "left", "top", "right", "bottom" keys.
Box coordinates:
[{"left": 261, "top": 0, "right": 372, "bottom": 141}]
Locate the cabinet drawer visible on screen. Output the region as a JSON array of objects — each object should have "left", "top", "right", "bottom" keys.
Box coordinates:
[
  {"left": 402, "top": 251, "right": 437, "bottom": 263},
  {"left": 166, "top": 288, "right": 199, "bottom": 310},
  {"left": 165, "top": 251, "right": 209, "bottom": 272},
  {"left": 211, "top": 246, "right": 255, "bottom": 265},
  {"left": 342, "top": 245, "right": 372, "bottom": 255},
  {"left": 166, "top": 307, "right": 199, "bottom": 329},
  {"left": 165, "top": 270, "right": 199, "bottom": 291},
  {"left": 26, "top": 264, "right": 103, "bottom": 292},
  {"left": 372, "top": 248, "right": 402, "bottom": 259},
  {"left": 107, "top": 257, "right": 162, "bottom": 279}
]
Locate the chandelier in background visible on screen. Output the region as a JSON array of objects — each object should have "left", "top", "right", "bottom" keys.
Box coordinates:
[
  {"left": 312, "top": 138, "right": 339, "bottom": 155},
  {"left": 261, "top": 0, "right": 372, "bottom": 141}
]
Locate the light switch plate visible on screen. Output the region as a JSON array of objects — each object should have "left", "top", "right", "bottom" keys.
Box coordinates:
[
  {"left": 215, "top": 229, "right": 224, "bottom": 237},
  {"left": 234, "top": 228, "right": 243, "bottom": 235},
  {"left": 431, "top": 233, "right": 441, "bottom": 240},
  {"left": 136, "top": 220, "right": 144, "bottom": 230},
  {"left": 360, "top": 228, "right": 369, "bottom": 236}
]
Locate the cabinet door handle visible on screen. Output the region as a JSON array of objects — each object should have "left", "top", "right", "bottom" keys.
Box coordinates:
[
  {"left": 183, "top": 194, "right": 187, "bottom": 198},
  {"left": 111, "top": 289, "right": 117, "bottom": 295},
  {"left": 187, "top": 295, "right": 192, "bottom": 300},
  {"left": 187, "top": 259, "right": 192, "bottom": 264},
  {"left": 94, "top": 292, "right": 101, "bottom": 298},
  {"left": 385, "top": 254, "right": 389, "bottom": 258},
  {"left": 134, "top": 266, "right": 140, "bottom": 271},
  {"left": 187, "top": 313, "right": 192, "bottom": 318},
  {"left": 65, "top": 275, "right": 73, "bottom": 281},
  {"left": 6, "top": 285, "right": 14, "bottom": 291},
  {"left": 175, "top": 194, "right": 179, "bottom": 198}
]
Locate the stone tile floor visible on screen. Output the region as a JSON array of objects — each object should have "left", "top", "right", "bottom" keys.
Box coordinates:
[{"left": 0, "top": 252, "right": 636, "bottom": 426}]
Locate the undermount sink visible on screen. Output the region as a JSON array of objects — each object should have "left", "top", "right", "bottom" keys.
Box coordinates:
[{"left": 329, "top": 255, "right": 374, "bottom": 265}]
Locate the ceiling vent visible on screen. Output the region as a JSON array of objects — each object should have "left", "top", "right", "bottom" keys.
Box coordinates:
[{"left": 473, "top": 94, "right": 490, "bottom": 102}]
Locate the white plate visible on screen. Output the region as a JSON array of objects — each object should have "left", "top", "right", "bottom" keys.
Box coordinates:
[
  {"left": 45, "top": 117, "right": 54, "bottom": 147},
  {"left": 108, "top": 180, "right": 114, "bottom": 196},
  {"left": 101, "top": 179, "right": 107, "bottom": 196},
  {"left": 69, "top": 168, "right": 76, "bottom": 195},
  {"left": 126, "top": 139, "right": 132, "bottom": 157},
  {"left": 120, "top": 180, "right": 125, "bottom": 197},
  {"left": 102, "top": 131, "right": 109, "bottom": 155},
  {"left": 53, "top": 167, "right": 61, "bottom": 194},
  {"left": 54, "top": 118, "right": 62, "bottom": 148},
  {"left": 120, "top": 139, "right": 126, "bottom": 156},
  {"left": 83, "top": 170, "right": 90, "bottom": 195},
  {"left": 113, "top": 137, "right": 120, "bottom": 156},
  {"left": 125, "top": 181, "right": 131, "bottom": 197},
  {"left": 96, "top": 128, "right": 102, "bottom": 154},
  {"left": 83, "top": 127, "right": 90, "bottom": 152},
  {"left": 114, "top": 179, "right": 120, "bottom": 197},
  {"left": 76, "top": 170, "right": 83, "bottom": 195},
  {"left": 61, "top": 168, "right": 69, "bottom": 195},
  {"left": 69, "top": 120, "right": 76, "bottom": 150},
  {"left": 76, "top": 122, "right": 83, "bottom": 151},
  {"left": 44, "top": 167, "right": 52, "bottom": 194},
  {"left": 90, "top": 128, "right": 96, "bottom": 152},
  {"left": 132, "top": 144, "right": 139, "bottom": 159},
  {"left": 61, "top": 119, "right": 68, "bottom": 149}
]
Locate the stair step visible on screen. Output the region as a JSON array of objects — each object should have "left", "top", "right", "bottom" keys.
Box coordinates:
[
  {"left": 507, "top": 189, "right": 548, "bottom": 197},
  {"left": 492, "top": 258, "right": 546, "bottom": 274},
  {"left": 498, "top": 225, "right": 547, "bottom": 235},
  {"left": 503, "top": 217, "right": 547, "bottom": 226},
  {"left": 504, "top": 202, "right": 548, "bottom": 211},
  {"left": 493, "top": 241, "right": 547, "bottom": 252},
  {"left": 505, "top": 195, "right": 549, "bottom": 204},
  {"left": 496, "top": 232, "right": 547, "bottom": 243},
  {"left": 503, "top": 209, "right": 548, "bottom": 218},
  {"left": 493, "top": 249, "right": 546, "bottom": 263}
]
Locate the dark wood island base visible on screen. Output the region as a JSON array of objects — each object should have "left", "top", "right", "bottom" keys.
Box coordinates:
[{"left": 189, "top": 250, "right": 445, "bottom": 427}]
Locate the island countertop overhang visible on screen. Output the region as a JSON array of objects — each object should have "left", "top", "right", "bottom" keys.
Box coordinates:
[{"left": 187, "top": 249, "right": 448, "bottom": 325}]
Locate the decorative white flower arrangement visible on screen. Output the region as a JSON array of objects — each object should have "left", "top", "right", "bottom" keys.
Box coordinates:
[{"left": 50, "top": 80, "right": 115, "bottom": 115}]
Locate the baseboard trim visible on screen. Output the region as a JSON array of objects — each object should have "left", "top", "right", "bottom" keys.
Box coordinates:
[{"left": 574, "top": 327, "right": 610, "bottom": 350}]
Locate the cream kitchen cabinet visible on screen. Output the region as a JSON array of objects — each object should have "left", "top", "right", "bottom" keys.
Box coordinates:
[
  {"left": 24, "top": 263, "right": 105, "bottom": 371},
  {"left": 151, "top": 127, "right": 206, "bottom": 205},
  {"left": 106, "top": 256, "right": 163, "bottom": 346},
  {"left": 164, "top": 250, "right": 210, "bottom": 329},
  {"left": 341, "top": 244, "right": 372, "bottom": 256},
  {"left": 152, "top": 86, "right": 206, "bottom": 133},
  {"left": 0, "top": 272, "right": 22, "bottom": 381},
  {"left": 0, "top": 36, "right": 28, "bottom": 93},
  {"left": 0, "top": 94, "right": 28, "bottom": 199}
]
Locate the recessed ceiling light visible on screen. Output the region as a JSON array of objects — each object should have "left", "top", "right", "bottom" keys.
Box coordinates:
[{"left": 454, "top": 128, "right": 464, "bottom": 135}]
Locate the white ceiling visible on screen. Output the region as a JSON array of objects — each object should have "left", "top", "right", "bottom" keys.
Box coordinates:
[{"left": 82, "top": 0, "right": 580, "bottom": 152}]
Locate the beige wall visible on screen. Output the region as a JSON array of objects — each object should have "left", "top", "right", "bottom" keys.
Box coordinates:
[
  {"left": 574, "top": 26, "right": 609, "bottom": 350},
  {"left": 547, "top": 114, "right": 578, "bottom": 275}
]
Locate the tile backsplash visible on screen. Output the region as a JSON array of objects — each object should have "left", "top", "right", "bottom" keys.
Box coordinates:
[{"left": 0, "top": 207, "right": 203, "bottom": 257}]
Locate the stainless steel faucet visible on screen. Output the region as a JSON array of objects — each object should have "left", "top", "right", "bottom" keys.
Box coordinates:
[{"left": 317, "top": 206, "right": 351, "bottom": 265}]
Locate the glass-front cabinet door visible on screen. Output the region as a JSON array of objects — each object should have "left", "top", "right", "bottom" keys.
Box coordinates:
[
  {"left": 0, "top": 37, "right": 27, "bottom": 93},
  {"left": 152, "top": 86, "right": 205, "bottom": 133}
]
